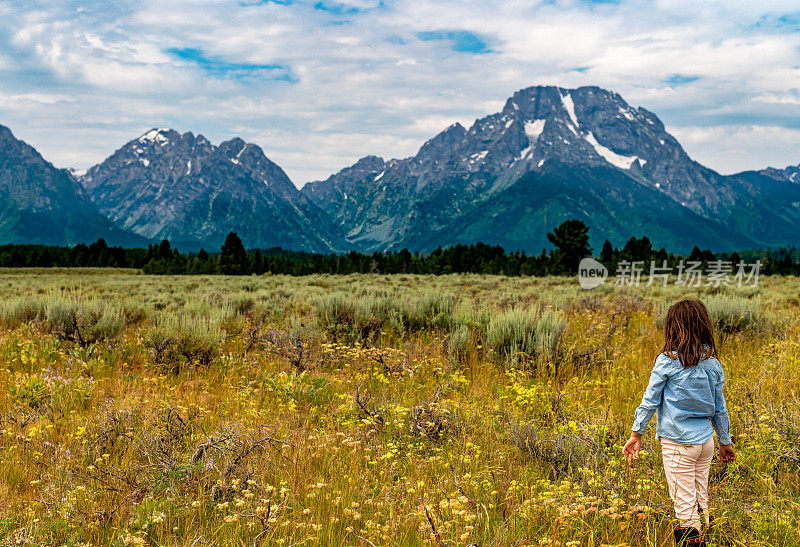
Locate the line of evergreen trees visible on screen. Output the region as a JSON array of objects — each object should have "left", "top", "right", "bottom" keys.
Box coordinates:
[
  {"left": 0, "top": 240, "right": 148, "bottom": 268},
  {"left": 1, "top": 220, "right": 798, "bottom": 276}
]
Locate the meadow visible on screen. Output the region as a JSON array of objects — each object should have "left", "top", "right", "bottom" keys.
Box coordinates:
[{"left": 0, "top": 269, "right": 798, "bottom": 546}]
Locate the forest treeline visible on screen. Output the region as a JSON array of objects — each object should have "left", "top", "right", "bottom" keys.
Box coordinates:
[{"left": 1, "top": 220, "right": 798, "bottom": 276}]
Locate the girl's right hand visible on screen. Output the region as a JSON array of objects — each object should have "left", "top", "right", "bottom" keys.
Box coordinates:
[{"left": 623, "top": 433, "right": 642, "bottom": 466}]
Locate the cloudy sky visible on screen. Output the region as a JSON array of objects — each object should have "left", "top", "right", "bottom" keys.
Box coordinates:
[{"left": 1, "top": 0, "right": 799, "bottom": 186}]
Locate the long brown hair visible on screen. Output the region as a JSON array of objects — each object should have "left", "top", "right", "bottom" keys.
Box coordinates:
[{"left": 660, "top": 298, "right": 717, "bottom": 368}]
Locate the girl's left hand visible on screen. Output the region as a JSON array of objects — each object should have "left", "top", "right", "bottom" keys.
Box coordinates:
[
  {"left": 623, "top": 433, "right": 642, "bottom": 465},
  {"left": 718, "top": 443, "right": 736, "bottom": 463}
]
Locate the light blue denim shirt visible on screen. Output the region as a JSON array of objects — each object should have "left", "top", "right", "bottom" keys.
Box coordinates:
[{"left": 632, "top": 352, "right": 732, "bottom": 445}]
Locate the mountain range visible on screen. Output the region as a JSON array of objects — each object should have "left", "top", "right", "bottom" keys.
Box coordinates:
[
  {"left": 80, "top": 129, "right": 343, "bottom": 252},
  {"left": 1, "top": 85, "right": 799, "bottom": 253}
]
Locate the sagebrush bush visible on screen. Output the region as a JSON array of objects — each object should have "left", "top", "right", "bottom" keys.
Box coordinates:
[
  {"left": 146, "top": 313, "right": 224, "bottom": 372},
  {"left": 452, "top": 300, "right": 491, "bottom": 333},
  {"left": 0, "top": 297, "right": 44, "bottom": 327},
  {"left": 315, "top": 292, "right": 403, "bottom": 342},
  {"left": 42, "top": 292, "right": 123, "bottom": 346},
  {"left": 403, "top": 289, "right": 457, "bottom": 331},
  {"left": 486, "top": 307, "right": 566, "bottom": 366},
  {"left": 316, "top": 293, "right": 367, "bottom": 341},
  {"left": 508, "top": 420, "right": 607, "bottom": 479},
  {"left": 447, "top": 324, "right": 471, "bottom": 362},
  {"left": 704, "top": 293, "right": 762, "bottom": 333},
  {"left": 656, "top": 294, "right": 762, "bottom": 333}
]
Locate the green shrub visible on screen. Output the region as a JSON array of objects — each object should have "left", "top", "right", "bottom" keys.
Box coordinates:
[
  {"left": 452, "top": 301, "right": 491, "bottom": 334},
  {"left": 403, "top": 289, "right": 457, "bottom": 331},
  {"left": 146, "top": 314, "right": 224, "bottom": 372},
  {"left": 122, "top": 304, "right": 149, "bottom": 327},
  {"left": 656, "top": 295, "right": 762, "bottom": 333},
  {"left": 42, "top": 292, "right": 123, "bottom": 346},
  {"left": 447, "top": 324, "right": 471, "bottom": 362},
  {"left": 315, "top": 293, "right": 359, "bottom": 341},
  {"left": 10, "top": 374, "right": 51, "bottom": 409},
  {"left": 508, "top": 420, "right": 606, "bottom": 479},
  {"left": 705, "top": 294, "right": 761, "bottom": 333},
  {"left": 486, "top": 307, "right": 566, "bottom": 366},
  {"left": 315, "top": 292, "right": 402, "bottom": 342},
  {"left": 0, "top": 297, "right": 44, "bottom": 327}
]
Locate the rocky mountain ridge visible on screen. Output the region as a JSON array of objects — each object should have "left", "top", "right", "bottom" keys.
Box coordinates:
[
  {"left": 2, "top": 84, "right": 798, "bottom": 253},
  {"left": 79, "top": 128, "right": 344, "bottom": 252},
  {"left": 0, "top": 124, "right": 145, "bottom": 247},
  {"left": 301, "top": 85, "right": 800, "bottom": 252}
]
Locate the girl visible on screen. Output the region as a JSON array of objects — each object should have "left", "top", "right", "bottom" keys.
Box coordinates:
[{"left": 623, "top": 298, "right": 735, "bottom": 546}]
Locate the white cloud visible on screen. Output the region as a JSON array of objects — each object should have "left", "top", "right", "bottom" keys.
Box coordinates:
[
  {"left": 0, "top": 0, "right": 798, "bottom": 185},
  {"left": 671, "top": 125, "right": 800, "bottom": 174}
]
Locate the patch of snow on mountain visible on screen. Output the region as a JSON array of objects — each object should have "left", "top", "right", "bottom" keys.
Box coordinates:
[
  {"left": 525, "top": 119, "right": 545, "bottom": 144},
  {"left": 141, "top": 158, "right": 150, "bottom": 167},
  {"left": 559, "top": 91, "right": 579, "bottom": 129},
  {"left": 236, "top": 145, "right": 247, "bottom": 158},
  {"left": 618, "top": 107, "right": 635, "bottom": 121},
  {"left": 139, "top": 129, "right": 169, "bottom": 144},
  {"left": 374, "top": 170, "right": 385, "bottom": 182},
  {"left": 791, "top": 172, "right": 797, "bottom": 182},
  {"left": 538, "top": 159, "right": 545, "bottom": 167},
  {"left": 584, "top": 132, "right": 638, "bottom": 169},
  {"left": 504, "top": 118, "right": 514, "bottom": 129},
  {"left": 230, "top": 158, "right": 240, "bottom": 165},
  {"left": 468, "top": 150, "right": 488, "bottom": 163},
  {"left": 186, "top": 160, "right": 192, "bottom": 175},
  {"left": 517, "top": 143, "right": 534, "bottom": 160},
  {"left": 517, "top": 119, "right": 544, "bottom": 161}
]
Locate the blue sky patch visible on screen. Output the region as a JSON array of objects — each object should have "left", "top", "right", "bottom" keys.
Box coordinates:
[
  {"left": 386, "top": 34, "right": 406, "bottom": 45},
  {"left": 239, "top": 0, "right": 293, "bottom": 5},
  {"left": 417, "top": 30, "right": 490, "bottom": 54},
  {"left": 755, "top": 12, "right": 800, "bottom": 30},
  {"left": 777, "top": 12, "right": 800, "bottom": 27},
  {"left": 314, "top": 1, "right": 359, "bottom": 15},
  {"left": 166, "top": 48, "right": 296, "bottom": 82},
  {"left": 664, "top": 74, "right": 699, "bottom": 85}
]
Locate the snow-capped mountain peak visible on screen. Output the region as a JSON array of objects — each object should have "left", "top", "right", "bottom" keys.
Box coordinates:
[
  {"left": 76, "top": 130, "right": 344, "bottom": 251},
  {"left": 138, "top": 128, "right": 174, "bottom": 145},
  {"left": 301, "top": 84, "right": 800, "bottom": 253}
]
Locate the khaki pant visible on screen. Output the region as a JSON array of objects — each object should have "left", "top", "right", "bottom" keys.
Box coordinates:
[{"left": 661, "top": 437, "right": 715, "bottom": 531}]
